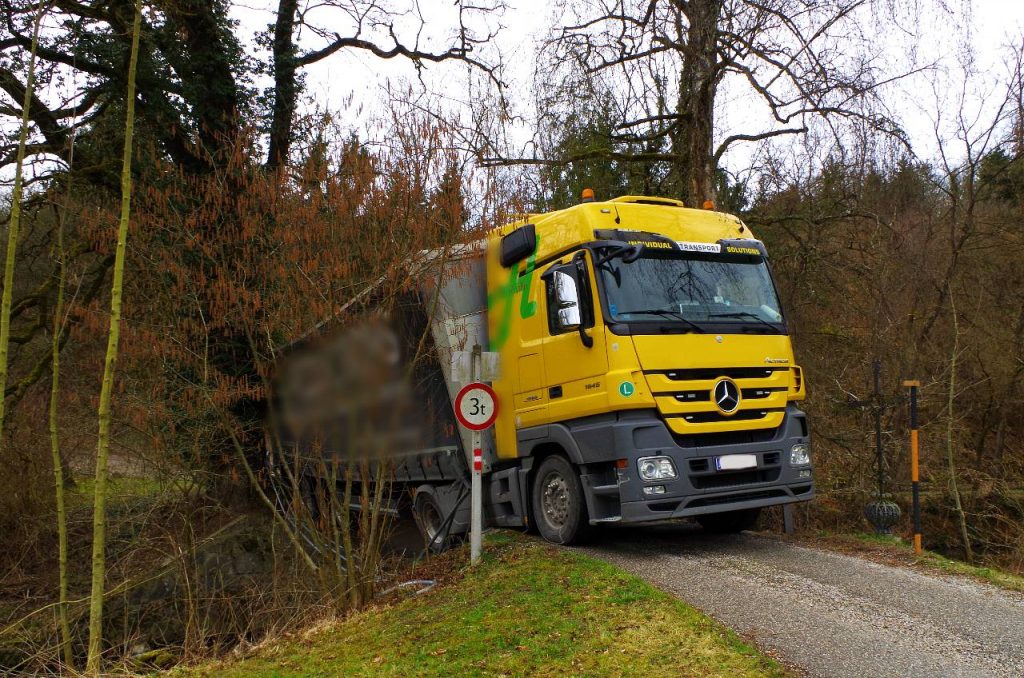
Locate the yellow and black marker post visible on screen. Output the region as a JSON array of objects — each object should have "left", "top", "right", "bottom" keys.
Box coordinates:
[{"left": 903, "top": 380, "right": 922, "bottom": 555}]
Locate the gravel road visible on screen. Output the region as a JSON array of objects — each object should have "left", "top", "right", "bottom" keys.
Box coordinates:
[{"left": 580, "top": 524, "right": 1024, "bottom": 678}]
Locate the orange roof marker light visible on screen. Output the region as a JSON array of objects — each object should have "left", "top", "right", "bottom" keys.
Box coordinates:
[
  {"left": 581, "top": 188, "right": 596, "bottom": 203},
  {"left": 702, "top": 199, "right": 715, "bottom": 210}
]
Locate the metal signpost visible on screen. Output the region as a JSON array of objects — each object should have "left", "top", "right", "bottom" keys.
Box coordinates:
[
  {"left": 848, "top": 360, "right": 903, "bottom": 534},
  {"left": 903, "top": 380, "right": 923, "bottom": 554},
  {"left": 453, "top": 347, "right": 498, "bottom": 565}
]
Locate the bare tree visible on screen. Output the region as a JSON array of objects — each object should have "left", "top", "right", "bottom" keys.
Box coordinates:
[
  {"left": 266, "top": 0, "right": 507, "bottom": 168},
  {"left": 87, "top": 1, "right": 142, "bottom": 672},
  {"left": 0, "top": 0, "right": 505, "bottom": 173},
  {"left": 487, "top": 0, "right": 914, "bottom": 205},
  {"left": 944, "top": 284, "right": 973, "bottom": 563},
  {"left": 0, "top": 0, "right": 44, "bottom": 446},
  {"left": 0, "top": 0, "right": 506, "bottom": 421}
]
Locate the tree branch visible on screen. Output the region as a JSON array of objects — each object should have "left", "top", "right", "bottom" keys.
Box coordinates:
[
  {"left": 713, "top": 126, "right": 808, "bottom": 164},
  {"left": 481, "top": 148, "right": 678, "bottom": 168},
  {"left": 297, "top": 34, "right": 503, "bottom": 89}
]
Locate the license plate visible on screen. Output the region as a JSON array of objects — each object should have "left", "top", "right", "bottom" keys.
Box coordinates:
[{"left": 715, "top": 454, "right": 757, "bottom": 471}]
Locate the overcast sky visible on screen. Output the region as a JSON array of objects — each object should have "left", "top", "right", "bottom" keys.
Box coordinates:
[
  {"left": 241, "top": 0, "right": 1024, "bottom": 179},
  {"left": 13, "top": 0, "right": 1024, "bottom": 193}
]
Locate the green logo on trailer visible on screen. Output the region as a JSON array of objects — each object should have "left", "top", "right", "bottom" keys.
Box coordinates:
[{"left": 619, "top": 381, "right": 635, "bottom": 397}]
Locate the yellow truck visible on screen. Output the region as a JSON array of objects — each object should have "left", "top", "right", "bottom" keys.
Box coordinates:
[{"left": 274, "top": 193, "right": 813, "bottom": 547}]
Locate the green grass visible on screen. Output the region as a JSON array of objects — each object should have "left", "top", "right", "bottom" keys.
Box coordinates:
[
  {"left": 180, "top": 533, "right": 786, "bottom": 678},
  {"left": 66, "top": 474, "right": 169, "bottom": 509},
  {"left": 818, "top": 532, "right": 1024, "bottom": 594},
  {"left": 914, "top": 548, "right": 1024, "bottom": 593}
]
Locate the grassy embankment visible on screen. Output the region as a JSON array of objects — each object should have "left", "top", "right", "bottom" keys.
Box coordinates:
[
  {"left": 181, "top": 532, "right": 786, "bottom": 678},
  {"left": 806, "top": 532, "right": 1024, "bottom": 594}
]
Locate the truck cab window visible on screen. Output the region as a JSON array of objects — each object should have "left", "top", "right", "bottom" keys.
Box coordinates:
[{"left": 598, "top": 250, "right": 785, "bottom": 332}]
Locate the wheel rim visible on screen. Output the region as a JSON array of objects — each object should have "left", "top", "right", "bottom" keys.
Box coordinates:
[
  {"left": 420, "top": 501, "right": 443, "bottom": 545},
  {"left": 541, "top": 471, "right": 571, "bottom": 528}
]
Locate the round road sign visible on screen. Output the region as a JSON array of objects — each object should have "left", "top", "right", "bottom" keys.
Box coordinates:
[{"left": 454, "top": 382, "right": 499, "bottom": 431}]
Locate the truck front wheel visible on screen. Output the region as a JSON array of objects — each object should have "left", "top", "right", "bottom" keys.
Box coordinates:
[
  {"left": 696, "top": 507, "right": 761, "bottom": 534},
  {"left": 531, "top": 455, "right": 593, "bottom": 544}
]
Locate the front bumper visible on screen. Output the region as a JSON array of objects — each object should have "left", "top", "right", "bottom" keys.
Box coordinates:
[{"left": 573, "top": 404, "right": 813, "bottom": 524}]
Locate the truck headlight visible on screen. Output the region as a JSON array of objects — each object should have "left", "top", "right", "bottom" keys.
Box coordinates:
[
  {"left": 790, "top": 443, "right": 811, "bottom": 466},
  {"left": 637, "top": 456, "right": 677, "bottom": 481}
]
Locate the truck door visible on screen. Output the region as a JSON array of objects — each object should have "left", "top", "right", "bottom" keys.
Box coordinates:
[{"left": 541, "top": 251, "right": 609, "bottom": 422}]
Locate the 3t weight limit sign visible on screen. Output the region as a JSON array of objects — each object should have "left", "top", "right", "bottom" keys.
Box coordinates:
[
  {"left": 454, "top": 382, "right": 498, "bottom": 431},
  {"left": 454, "top": 379, "right": 497, "bottom": 566}
]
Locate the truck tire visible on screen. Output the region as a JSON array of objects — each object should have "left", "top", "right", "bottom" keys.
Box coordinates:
[
  {"left": 531, "top": 455, "right": 593, "bottom": 545},
  {"left": 413, "top": 491, "right": 450, "bottom": 554},
  {"left": 696, "top": 507, "right": 761, "bottom": 534}
]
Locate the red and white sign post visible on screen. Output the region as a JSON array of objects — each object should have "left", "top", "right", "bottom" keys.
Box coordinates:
[{"left": 454, "top": 364, "right": 498, "bottom": 564}]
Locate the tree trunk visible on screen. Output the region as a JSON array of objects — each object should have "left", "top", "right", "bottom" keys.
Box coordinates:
[
  {"left": 163, "top": 0, "right": 241, "bottom": 162},
  {"left": 50, "top": 216, "right": 73, "bottom": 670},
  {"left": 0, "top": 3, "right": 45, "bottom": 446},
  {"left": 267, "top": 0, "right": 300, "bottom": 169},
  {"left": 672, "top": 0, "right": 722, "bottom": 206},
  {"left": 86, "top": 1, "right": 142, "bottom": 672},
  {"left": 945, "top": 285, "right": 973, "bottom": 564}
]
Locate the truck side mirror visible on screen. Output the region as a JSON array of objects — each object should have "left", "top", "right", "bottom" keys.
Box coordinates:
[
  {"left": 543, "top": 259, "right": 594, "bottom": 348},
  {"left": 552, "top": 270, "right": 581, "bottom": 331},
  {"left": 499, "top": 223, "right": 537, "bottom": 267}
]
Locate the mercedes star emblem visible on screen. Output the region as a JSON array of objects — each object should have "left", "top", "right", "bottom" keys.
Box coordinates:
[{"left": 713, "top": 378, "right": 741, "bottom": 414}]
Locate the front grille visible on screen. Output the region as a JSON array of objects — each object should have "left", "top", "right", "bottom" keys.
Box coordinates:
[
  {"left": 742, "top": 387, "right": 785, "bottom": 400},
  {"left": 671, "top": 408, "right": 783, "bottom": 424},
  {"left": 663, "top": 388, "right": 782, "bottom": 401},
  {"left": 674, "top": 390, "right": 710, "bottom": 402},
  {"left": 682, "top": 452, "right": 781, "bottom": 469},
  {"left": 692, "top": 468, "right": 780, "bottom": 489},
  {"left": 673, "top": 427, "right": 779, "bottom": 448},
  {"left": 686, "top": 489, "right": 788, "bottom": 508},
  {"left": 648, "top": 366, "right": 790, "bottom": 436},
  {"left": 658, "top": 367, "right": 780, "bottom": 381},
  {"left": 688, "top": 451, "right": 782, "bottom": 489}
]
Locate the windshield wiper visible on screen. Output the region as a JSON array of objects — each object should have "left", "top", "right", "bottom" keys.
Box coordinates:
[
  {"left": 596, "top": 243, "right": 644, "bottom": 266},
  {"left": 622, "top": 308, "right": 705, "bottom": 333},
  {"left": 706, "top": 311, "right": 781, "bottom": 332}
]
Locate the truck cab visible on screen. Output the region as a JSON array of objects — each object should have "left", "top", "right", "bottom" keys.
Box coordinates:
[{"left": 486, "top": 195, "right": 813, "bottom": 543}]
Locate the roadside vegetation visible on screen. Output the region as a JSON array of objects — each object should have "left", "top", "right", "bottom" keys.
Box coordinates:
[
  {"left": 803, "top": 532, "right": 1024, "bottom": 595},
  {"left": 0, "top": 0, "right": 1021, "bottom": 674},
  {"left": 181, "top": 533, "right": 786, "bottom": 678}
]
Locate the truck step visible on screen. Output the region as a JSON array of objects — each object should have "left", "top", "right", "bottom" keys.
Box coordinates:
[{"left": 590, "top": 483, "right": 621, "bottom": 497}]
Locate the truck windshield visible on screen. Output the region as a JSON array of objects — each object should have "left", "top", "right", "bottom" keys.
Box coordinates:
[{"left": 597, "top": 250, "right": 785, "bottom": 333}]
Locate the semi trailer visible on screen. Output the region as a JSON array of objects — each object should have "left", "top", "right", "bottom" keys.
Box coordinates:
[{"left": 273, "top": 193, "right": 814, "bottom": 546}]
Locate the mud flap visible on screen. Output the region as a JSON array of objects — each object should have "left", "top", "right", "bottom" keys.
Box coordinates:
[{"left": 487, "top": 466, "right": 528, "bottom": 527}]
